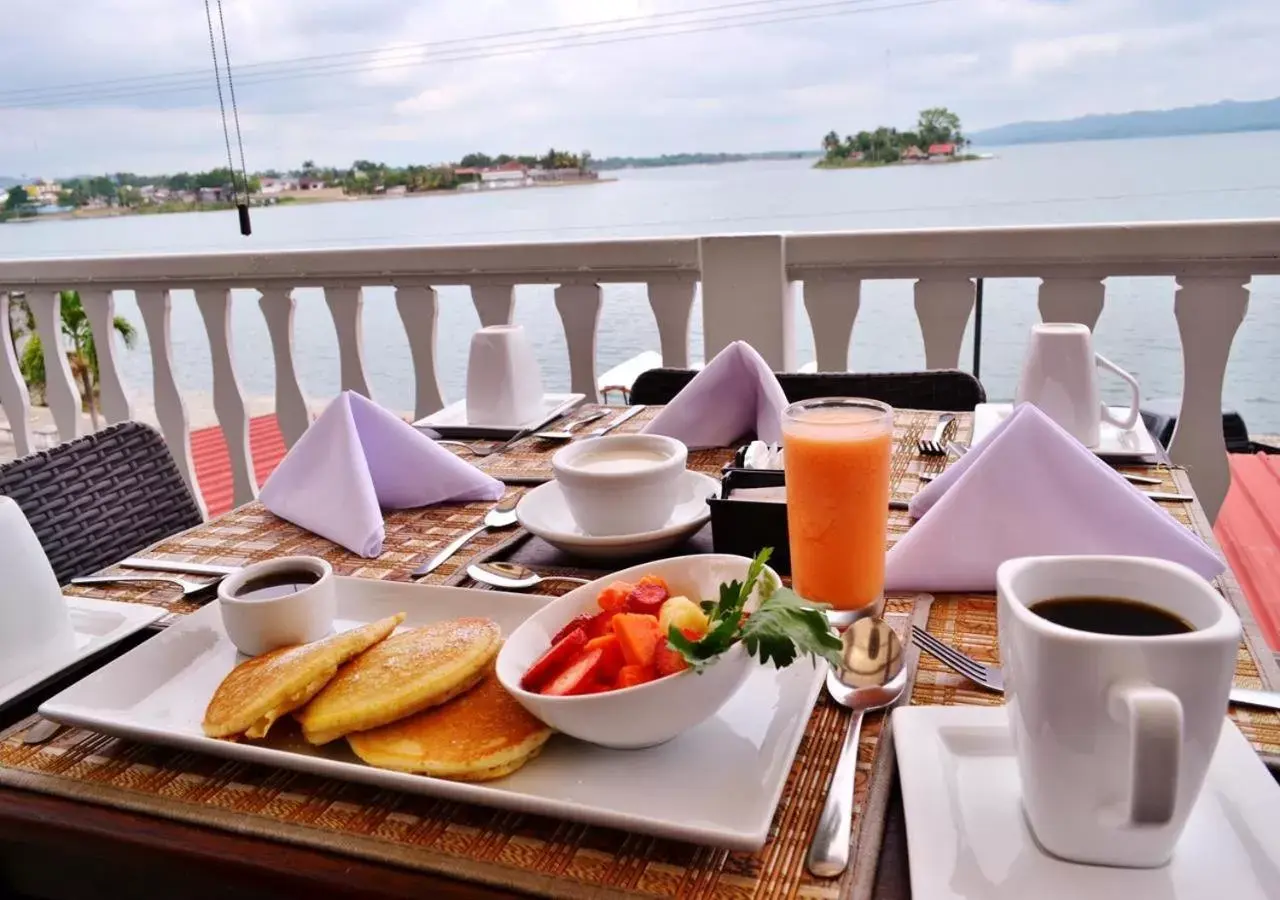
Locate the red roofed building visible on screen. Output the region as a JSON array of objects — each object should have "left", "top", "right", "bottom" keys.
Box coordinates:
[{"left": 928, "top": 143, "right": 957, "bottom": 157}]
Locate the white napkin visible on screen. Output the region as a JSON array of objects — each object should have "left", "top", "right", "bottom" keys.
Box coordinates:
[
  {"left": 884, "top": 403, "right": 1225, "bottom": 592},
  {"left": 642, "top": 341, "right": 788, "bottom": 449},
  {"left": 259, "top": 391, "right": 504, "bottom": 557}
]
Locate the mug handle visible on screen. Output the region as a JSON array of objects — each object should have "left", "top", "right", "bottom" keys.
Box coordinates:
[
  {"left": 1096, "top": 354, "right": 1141, "bottom": 431},
  {"left": 1110, "top": 684, "right": 1182, "bottom": 827}
]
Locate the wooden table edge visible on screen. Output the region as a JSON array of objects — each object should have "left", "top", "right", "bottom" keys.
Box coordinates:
[{"left": 0, "top": 786, "right": 525, "bottom": 900}]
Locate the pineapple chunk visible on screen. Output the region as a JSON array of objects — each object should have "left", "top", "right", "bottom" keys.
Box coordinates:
[{"left": 659, "top": 596, "right": 708, "bottom": 638}]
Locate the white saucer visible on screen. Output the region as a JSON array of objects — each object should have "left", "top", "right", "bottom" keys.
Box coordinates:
[
  {"left": 0, "top": 595, "right": 164, "bottom": 712},
  {"left": 893, "top": 705, "right": 1280, "bottom": 900},
  {"left": 413, "top": 393, "right": 585, "bottom": 439},
  {"left": 973, "top": 403, "right": 1159, "bottom": 458},
  {"left": 516, "top": 470, "right": 717, "bottom": 560}
]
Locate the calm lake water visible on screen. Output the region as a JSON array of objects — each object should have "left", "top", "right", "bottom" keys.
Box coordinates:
[{"left": 3, "top": 131, "right": 1279, "bottom": 430}]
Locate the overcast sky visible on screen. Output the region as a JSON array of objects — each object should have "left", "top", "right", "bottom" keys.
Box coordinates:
[{"left": 1, "top": 0, "right": 1276, "bottom": 178}]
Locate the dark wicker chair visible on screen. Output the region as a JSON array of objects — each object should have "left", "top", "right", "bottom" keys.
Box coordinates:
[
  {"left": 629, "top": 368, "right": 987, "bottom": 411},
  {"left": 0, "top": 421, "right": 203, "bottom": 584}
]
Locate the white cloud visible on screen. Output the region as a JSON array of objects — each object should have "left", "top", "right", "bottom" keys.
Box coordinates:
[
  {"left": 1010, "top": 32, "right": 1126, "bottom": 78},
  {"left": 0, "top": 0, "right": 1276, "bottom": 176}
]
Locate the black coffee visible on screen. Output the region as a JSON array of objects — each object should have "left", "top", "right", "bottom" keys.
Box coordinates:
[
  {"left": 232, "top": 569, "right": 321, "bottom": 601},
  {"left": 1029, "top": 596, "right": 1193, "bottom": 637}
]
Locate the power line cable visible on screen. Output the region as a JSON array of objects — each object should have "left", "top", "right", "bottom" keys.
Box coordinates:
[
  {"left": 0, "top": 0, "right": 841, "bottom": 100},
  {"left": 0, "top": 0, "right": 954, "bottom": 108}
]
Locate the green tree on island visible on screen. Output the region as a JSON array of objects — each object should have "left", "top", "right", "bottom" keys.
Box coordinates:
[
  {"left": 5, "top": 186, "right": 28, "bottom": 210},
  {"left": 819, "top": 108, "right": 972, "bottom": 167},
  {"left": 18, "top": 290, "right": 137, "bottom": 429}
]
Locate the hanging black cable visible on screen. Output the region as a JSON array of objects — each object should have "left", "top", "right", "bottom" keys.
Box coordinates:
[
  {"left": 204, "top": 0, "right": 250, "bottom": 236},
  {"left": 216, "top": 0, "right": 252, "bottom": 236}
]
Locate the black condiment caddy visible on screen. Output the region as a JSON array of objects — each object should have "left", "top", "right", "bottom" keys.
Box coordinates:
[{"left": 707, "top": 447, "right": 793, "bottom": 574}]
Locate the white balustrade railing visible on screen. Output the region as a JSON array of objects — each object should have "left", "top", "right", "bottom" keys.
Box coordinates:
[{"left": 1, "top": 219, "right": 1277, "bottom": 524}]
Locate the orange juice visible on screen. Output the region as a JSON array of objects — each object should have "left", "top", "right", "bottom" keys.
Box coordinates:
[{"left": 782, "top": 399, "right": 893, "bottom": 613}]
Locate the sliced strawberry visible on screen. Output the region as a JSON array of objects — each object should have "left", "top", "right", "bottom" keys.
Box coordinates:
[
  {"left": 541, "top": 648, "right": 604, "bottom": 696},
  {"left": 654, "top": 639, "right": 689, "bottom": 677},
  {"left": 550, "top": 614, "right": 594, "bottom": 646},
  {"left": 584, "top": 609, "right": 616, "bottom": 639},
  {"left": 624, "top": 581, "right": 669, "bottom": 616},
  {"left": 521, "top": 627, "right": 588, "bottom": 691}
]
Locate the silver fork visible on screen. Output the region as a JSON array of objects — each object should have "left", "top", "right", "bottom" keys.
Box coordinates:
[
  {"left": 71, "top": 574, "right": 219, "bottom": 597},
  {"left": 910, "top": 625, "right": 1005, "bottom": 691},
  {"left": 912, "top": 625, "right": 1280, "bottom": 711},
  {"left": 917, "top": 414, "right": 956, "bottom": 456}
]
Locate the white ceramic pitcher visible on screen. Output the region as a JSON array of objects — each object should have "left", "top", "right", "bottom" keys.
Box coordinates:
[
  {"left": 1014, "top": 322, "right": 1140, "bottom": 447},
  {"left": 465, "top": 325, "right": 545, "bottom": 427},
  {"left": 0, "top": 496, "right": 75, "bottom": 685}
]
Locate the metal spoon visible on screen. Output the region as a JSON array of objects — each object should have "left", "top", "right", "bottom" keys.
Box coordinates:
[
  {"left": 70, "top": 574, "right": 220, "bottom": 596},
  {"left": 533, "top": 409, "right": 609, "bottom": 442},
  {"left": 806, "top": 617, "right": 909, "bottom": 878},
  {"left": 412, "top": 496, "right": 520, "bottom": 577},
  {"left": 467, "top": 561, "right": 590, "bottom": 590}
]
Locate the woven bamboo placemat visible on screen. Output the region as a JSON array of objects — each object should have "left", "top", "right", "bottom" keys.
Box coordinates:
[
  {"left": 0, "top": 591, "right": 929, "bottom": 900},
  {"left": 447, "top": 405, "right": 738, "bottom": 483},
  {"left": 61, "top": 486, "right": 530, "bottom": 619},
  {"left": 7, "top": 407, "right": 1274, "bottom": 900}
]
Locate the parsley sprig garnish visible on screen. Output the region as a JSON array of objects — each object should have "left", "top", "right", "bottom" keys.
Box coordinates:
[{"left": 666, "top": 548, "right": 843, "bottom": 672}]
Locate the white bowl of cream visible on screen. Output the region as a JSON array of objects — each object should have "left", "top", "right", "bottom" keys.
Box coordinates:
[{"left": 550, "top": 434, "right": 688, "bottom": 536}]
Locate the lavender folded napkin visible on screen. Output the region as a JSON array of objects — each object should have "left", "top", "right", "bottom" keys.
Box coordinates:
[
  {"left": 884, "top": 403, "right": 1224, "bottom": 592},
  {"left": 259, "top": 391, "right": 504, "bottom": 557},
  {"left": 642, "top": 341, "right": 788, "bottom": 449}
]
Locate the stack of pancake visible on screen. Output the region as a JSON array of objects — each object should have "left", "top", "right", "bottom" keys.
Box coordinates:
[{"left": 203, "top": 615, "right": 552, "bottom": 782}]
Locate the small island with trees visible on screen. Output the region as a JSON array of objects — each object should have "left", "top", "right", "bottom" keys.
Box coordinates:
[{"left": 816, "top": 107, "right": 981, "bottom": 168}]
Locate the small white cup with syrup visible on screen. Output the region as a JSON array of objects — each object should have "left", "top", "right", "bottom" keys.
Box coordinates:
[
  {"left": 217, "top": 556, "right": 336, "bottom": 656},
  {"left": 551, "top": 434, "right": 688, "bottom": 536},
  {"left": 465, "top": 324, "right": 545, "bottom": 427}
]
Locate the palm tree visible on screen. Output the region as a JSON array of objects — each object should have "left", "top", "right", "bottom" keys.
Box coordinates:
[
  {"left": 18, "top": 290, "right": 137, "bottom": 429},
  {"left": 822, "top": 130, "right": 842, "bottom": 157}
]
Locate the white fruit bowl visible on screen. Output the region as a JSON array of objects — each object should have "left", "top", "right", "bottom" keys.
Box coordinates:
[{"left": 495, "top": 554, "right": 777, "bottom": 749}]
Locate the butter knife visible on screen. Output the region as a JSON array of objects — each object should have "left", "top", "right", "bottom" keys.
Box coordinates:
[
  {"left": 585, "top": 404, "right": 646, "bottom": 437},
  {"left": 117, "top": 558, "right": 240, "bottom": 577}
]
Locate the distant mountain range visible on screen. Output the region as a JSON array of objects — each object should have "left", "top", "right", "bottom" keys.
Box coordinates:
[{"left": 970, "top": 97, "right": 1280, "bottom": 146}]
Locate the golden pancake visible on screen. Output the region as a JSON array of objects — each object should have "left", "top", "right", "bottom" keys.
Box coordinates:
[
  {"left": 298, "top": 617, "right": 501, "bottom": 745},
  {"left": 202, "top": 613, "right": 405, "bottom": 740},
  {"left": 347, "top": 666, "right": 552, "bottom": 781}
]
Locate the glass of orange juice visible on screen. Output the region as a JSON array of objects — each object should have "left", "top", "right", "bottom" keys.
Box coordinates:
[{"left": 781, "top": 397, "right": 893, "bottom": 617}]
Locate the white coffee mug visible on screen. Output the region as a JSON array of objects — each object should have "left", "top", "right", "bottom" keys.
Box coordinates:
[
  {"left": 997, "top": 555, "right": 1239, "bottom": 868},
  {"left": 465, "top": 324, "right": 545, "bottom": 427},
  {"left": 0, "top": 496, "right": 75, "bottom": 685},
  {"left": 1014, "top": 322, "right": 1141, "bottom": 447}
]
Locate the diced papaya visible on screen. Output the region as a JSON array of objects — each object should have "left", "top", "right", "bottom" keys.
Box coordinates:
[
  {"left": 521, "top": 627, "right": 587, "bottom": 691},
  {"left": 585, "top": 633, "right": 625, "bottom": 682},
  {"left": 612, "top": 613, "right": 661, "bottom": 668},
  {"left": 597, "top": 581, "right": 635, "bottom": 613},
  {"left": 654, "top": 639, "right": 689, "bottom": 677},
  {"left": 637, "top": 574, "right": 670, "bottom": 592},
  {"left": 615, "top": 663, "right": 657, "bottom": 689},
  {"left": 542, "top": 648, "right": 604, "bottom": 696},
  {"left": 551, "top": 613, "right": 595, "bottom": 646},
  {"left": 624, "top": 581, "right": 669, "bottom": 616}
]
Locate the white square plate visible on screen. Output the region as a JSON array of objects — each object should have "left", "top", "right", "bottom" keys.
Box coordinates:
[
  {"left": 413, "top": 393, "right": 585, "bottom": 439},
  {"left": 973, "top": 403, "right": 1159, "bottom": 459},
  {"left": 41, "top": 577, "right": 824, "bottom": 850},
  {"left": 1, "top": 596, "right": 164, "bottom": 712},
  {"left": 893, "top": 705, "right": 1280, "bottom": 900}
]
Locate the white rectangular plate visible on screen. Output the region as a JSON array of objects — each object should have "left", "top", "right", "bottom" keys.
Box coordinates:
[
  {"left": 41, "top": 577, "right": 824, "bottom": 850},
  {"left": 1, "top": 596, "right": 164, "bottom": 712},
  {"left": 893, "top": 706, "right": 1280, "bottom": 900},
  {"left": 973, "top": 403, "right": 1159, "bottom": 459},
  {"left": 414, "top": 393, "right": 585, "bottom": 439}
]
